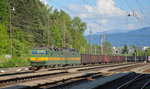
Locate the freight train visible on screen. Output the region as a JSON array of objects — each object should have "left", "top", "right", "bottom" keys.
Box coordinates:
[{"left": 30, "top": 47, "right": 146, "bottom": 69}]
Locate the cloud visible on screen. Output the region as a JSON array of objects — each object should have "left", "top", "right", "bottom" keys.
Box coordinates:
[
  {"left": 126, "top": 24, "right": 135, "bottom": 29},
  {"left": 97, "top": 19, "right": 107, "bottom": 24},
  {"left": 68, "top": 0, "right": 148, "bottom": 35},
  {"left": 96, "top": 0, "right": 125, "bottom": 17},
  {"left": 68, "top": 0, "right": 126, "bottom": 22},
  {"left": 69, "top": 4, "right": 79, "bottom": 11},
  {"left": 84, "top": 5, "right": 93, "bottom": 12},
  {"left": 79, "top": 14, "right": 88, "bottom": 18},
  {"left": 81, "top": 0, "right": 126, "bottom": 17},
  {"left": 40, "top": 0, "right": 48, "bottom": 5}
]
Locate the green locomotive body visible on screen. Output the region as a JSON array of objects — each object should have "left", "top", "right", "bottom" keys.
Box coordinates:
[{"left": 30, "top": 47, "right": 81, "bottom": 69}]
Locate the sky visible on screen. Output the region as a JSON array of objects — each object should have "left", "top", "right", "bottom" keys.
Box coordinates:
[{"left": 40, "top": 0, "right": 150, "bottom": 35}]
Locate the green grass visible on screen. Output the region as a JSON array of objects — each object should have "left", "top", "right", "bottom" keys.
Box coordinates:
[
  {"left": 0, "top": 55, "right": 30, "bottom": 68},
  {"left": 0, "top": 55, "right": 8, "bottom": 63}
]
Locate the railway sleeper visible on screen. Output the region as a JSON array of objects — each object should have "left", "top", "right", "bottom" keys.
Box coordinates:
[
  {"left": 0, "top": 71, "right": 67, "bottom": 85},
  {"left": 23, "top": 72, "right": 102, "bottom": 89}
]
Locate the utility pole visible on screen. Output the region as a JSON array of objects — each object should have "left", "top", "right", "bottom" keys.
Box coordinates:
[
  {"left": 104, "top": 34, "right": 106, "bottom": 42},
  {"left": 98, "top": 16, "right": 102, "bottom": 55},
  {"left": 135, "top": 51, "right": 137, "bottom": 62},
  {"left": 48, "top": 19, "right": 53, "bottom": 47},
  {"left": 89, "top": 28, "right": 92, "bottom": 54},
  {"left": 10, "top": 7, "right": 12, "bottom": 60},
  {"left": 100, "top": 34, "right": 103, "bottom": 55},
  {"left": 47, "top": 19, "right": 50, "bottom": 47},
  {"left": 95, "top": 37, "right": 96, "bottom": 55},
  {"left": 125, "top": 52, "right": 127, "bottom": 62},
  {"left": 103, "top": 34, "right": 106, "bottom": 55},
  {"left": 63, "top": 20, "right": 66, "bottom": 48},
  {"left": 89, "top": 34, "right": 91, "bottom": 54},
  {"left": 9, "top": 6, "right": 15, "bottom": 60}
]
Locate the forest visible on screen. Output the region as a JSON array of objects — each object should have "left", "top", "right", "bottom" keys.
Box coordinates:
[
  {"left": 0, "top": 0, "right": 89, "bottom": 65},
  {"left": 0, "top": 0, "right": 148, "bottom": 66}
]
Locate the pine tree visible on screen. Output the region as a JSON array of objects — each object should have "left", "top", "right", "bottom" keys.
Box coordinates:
[
  {"left": 0, "top": 24, "right": 9, "bottom": 54},
  {"left": 0, "top": 0, "right": 9, "bottom": 25},
  {"left": 103, "top": 41, "right": 113, "bottom": 55},
  {"left": 122, "top": 44, "right": 128, "bottom": 54}
]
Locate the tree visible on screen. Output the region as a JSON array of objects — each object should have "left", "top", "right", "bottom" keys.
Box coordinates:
[
  {"left": 71, "top": 17, "right": 87, "bottom": 53},
  {"left": 102, "top": 41, "right": 113, "bottom": 55},
  {"left": 0, "top": 0, "right": 9, "bottom": 25},
  {"left": 92, "top": 44, "right": 100, "bottom": 54},
  {"left": 0, "top": 24, "right": 9, "bottom": 55},
  {"left": 122, "top": 44, "right": 128, "bottom": 54},
  {"left": 0, "top": 0, "right": 88, "bottom": 63},
  {"left": 132, "top": 45, "right": 136, "bottom": 49},
  {"left": 50, "top": 24, "right": 62, "bottom": 48},
  {"left": 12, "top": 30, "right": 30, "bottom": 57},
  {"left": 145, "top": 48, "right": 150, "bottom": 56},
  {"left": 131, "top": 45, "right": 136, "bottom": 56},
  {"left": 136, "top": 49, "right": 142, "bottom": 56}
]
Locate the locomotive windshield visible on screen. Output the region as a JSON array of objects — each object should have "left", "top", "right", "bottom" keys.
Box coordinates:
[
  {"left": 32, "top": 51, "right": 38, "bottom": 54},
  {"left": 39, "top": 50, "right": 45, "bottom": 54}
]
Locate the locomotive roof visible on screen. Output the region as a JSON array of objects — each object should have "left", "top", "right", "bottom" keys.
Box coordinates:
[
  {"left": 32, "top": 47, "right": 79, "bottom": 52},
  {"left": 32, "top": 47, "right": 54, "bottom": 50}
]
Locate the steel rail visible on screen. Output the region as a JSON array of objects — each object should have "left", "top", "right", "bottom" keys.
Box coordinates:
[
  {"left": 141, "top": 79, "right": 150, "bottom": 89},
  {"left": 0, "top": 63, "right": 132, "bottom": 77},
  {"left": 117, "top": 74, "right": 144, "bottom": 89}
]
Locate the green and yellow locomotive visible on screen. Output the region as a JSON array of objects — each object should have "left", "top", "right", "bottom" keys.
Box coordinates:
[{"left": 30, "top": 47, "right": 81, "bottom": 69}]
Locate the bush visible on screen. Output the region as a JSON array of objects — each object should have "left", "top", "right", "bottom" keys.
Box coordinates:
[{"left": 0, "top": 56, "right": 30, "bottom": 68}]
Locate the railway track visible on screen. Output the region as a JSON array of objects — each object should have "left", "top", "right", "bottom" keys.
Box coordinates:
[
  {"left": 0, "top": 70, "right": 67, "bottom": 86},
  {"left": 0, "top": 70, "right": 103, "bottom": 89},
  {"left": 44, "top": 63, "right": 150, "bottom": 89},
  {"left": 0, "top": 63, "right": 148, "bottom": 89},
  {"left": 0, "top": 63, "right": 133, "bottom": 77},
  {"left": 38, "top": 72, "right": 134, "bottom": 89},
  {"left": 141, "top": 79, "right": 150, "bottom": 89},
  {"left": 91, "top": 73, "right": 150, "bottom": 89},
  {"left": 40, "top": 72, "right": 104, "bottom": 89},
  {"left": 0, "top": 63, "right": 137, "bottom": 89},
  {"left": 117, "top": 74, "right": 150, "bottom": 89}
]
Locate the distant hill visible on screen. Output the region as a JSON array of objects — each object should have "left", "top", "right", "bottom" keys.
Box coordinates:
[
  {"left": 85, "top": 27, "right": 150, "bottom": 47},
  {"left": 93, "top": 29, "right": 128, "bottom": 35}
]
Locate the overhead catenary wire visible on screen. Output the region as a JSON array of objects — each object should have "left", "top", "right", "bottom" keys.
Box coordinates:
[
  {"left": 135, "top": 0, "right": 150, "bottom": 14},
  {"left": 48, "top": 0, "right": 150, "bottom": 38},
  {"left": 50, "top": 0, "right": 125, "bottom": 34},
  {"left": 124, "top": 0, "right": 150, "bottom": 26},
  {"left": 104, "top": 0, "right": 150, "bottom": 28},
  {"left": 135, "top": 0, "right": 150, "bottom": 26},
  {"left": 81, "top": 0, "right": 106, "bottom": 49},
  {"left": 124, "top": 0, "right": 145, "bottom": 33},
  {"left": 81, "top": 0, "right": 90, "bottom": 5},
  {"left": 48, "top": 0, "right": 90, "bottom": 21},
  {"left": 48, "top": 0, "right": 96, "bottom": 38}
]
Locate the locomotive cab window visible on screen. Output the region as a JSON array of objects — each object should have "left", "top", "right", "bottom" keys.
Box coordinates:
[
  {"left": 32, "top": 51, "right": 38, "bottom": 54},
  {"left": 39, "top": 50, "right": 45, "bottom": 54}
]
